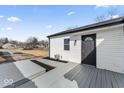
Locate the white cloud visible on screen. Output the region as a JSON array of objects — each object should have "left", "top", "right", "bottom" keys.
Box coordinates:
[
  {"left": 0, "top": 16, "right": 4, "bottom": 18},
  {"left": 105, "top": 14, "right": 120, "bottom": 20},
  {"left": 1, "top": 27, "right": 13, "bottom": 31},
  {"left": 6, "top": 27, "right": 13, "bottom": 31},
  {"left": 95, "top": 5, "right": 109, "bottom": 8},
  {"left": 7, "top": 16, "right": 21, "bottom": 22},
  {"left": 67, "top": 11, "right": 75, "bottom": 16},
  {"left": 106, "top": 15, "right": 120, "bottom": 20},
  {"left": 46, "top": 25, "right": 52, "bottom": 29},
  {"left": 111, "top": 15, "right": 119, "bottom": 19}
]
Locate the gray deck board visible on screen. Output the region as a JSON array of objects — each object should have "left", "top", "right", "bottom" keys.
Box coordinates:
[
  {"left": 111, "top": 72, "right": 119, "bottom": 88},
  {"left": 94, "top": 69, "right": 102, "bottom": 88},
  {"left": 117, "top": 73, "right": 124, "bottom": 82},
  {"left": 105, "top": 70, "right": 113, "bottom": 88},
  {"left": 72, "top": 65, "right": 91, "bottom": 81},
  {"left": 89, "top": 68, "right": 99, "bottom": 88},
  {"left": 82, "top": 67, "right": 96, "bottom": 88},
  {"left": 113, "top": 73, "right": 122, "bottom": 88},
  {"left": 115, "top": 73, "right": 124, "bottom": 87},
  {"left": 78, "top": 65, "right": 94, "bottom": 88},
  {"left": 101, "top": 70, "right": 107, "bottom": 88},
  {"left": 64, "top": 64, "right": 124, "bottom": 88},
  {"left": 64, "top": 65, "right": 80, "bottom": 80},
  {"left": 65, "top": 64, "right": 89, "bottom": 84},
  {"left": 70, "top": 65, "right": 84, "bottom": 81}
]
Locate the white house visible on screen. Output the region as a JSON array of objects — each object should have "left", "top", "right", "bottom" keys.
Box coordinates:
[
  {"left": 2, "top": 43, "right": 16, "bottom": 49},
  {"left": 47, "top": 17, "right": 124, "bottom": 73}
]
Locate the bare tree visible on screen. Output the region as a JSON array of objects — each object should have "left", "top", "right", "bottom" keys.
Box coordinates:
[
  {"left": 0, "top": 37, "right": 9, "bottom": 44},
  {"left": 0, "top": 37, "right": 48, "bottom": 50},
  {"left": 25, "top": 37, "right": 39, "bottom": 49},
  {"left": 95, "top": 15, "right": 107, "bottom": 22},
  {"left": 39, "top": 40, "right": 48, "bottom": 49},
  {"left": 9, "top": 40, "right": 19, "bottom": 45},
  {"left": 95, "top": 8, "right": 120, "bottom": 22}
]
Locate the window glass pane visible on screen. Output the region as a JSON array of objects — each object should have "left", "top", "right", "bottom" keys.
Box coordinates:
[
  {"left": 64, "top": 39, "right": 70, "bottom": 44},
  {"left": 64, "top": 45, "right": 69, "bottom": 50},
  {"left": 84, "top": 37, "right": 93, "bottom": 41},
  {"left": 64, "top": 38, "right": 70, "bottom": 50}
]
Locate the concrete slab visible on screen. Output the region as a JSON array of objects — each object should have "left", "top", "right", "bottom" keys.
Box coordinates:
[
  {"left": 14, "top": 60, "right": 46, "bottom": 79},
  {"left": 0, "top": 63, "right": 25, "bottom": 87},
  {"left": 0, "top": 60, "right": 46, "bottom": 87},
  {"left": 0, "top": 57, "right": 78, "bottom": 88},
  {"left": 48, "top": 76, "right": 78, "bottom": 88},
  {"left": 31, "top": 58, "right": 78, "bottom": 88},
  {"left": 17, "top": 81, "right": 37, "bottom": 88}
]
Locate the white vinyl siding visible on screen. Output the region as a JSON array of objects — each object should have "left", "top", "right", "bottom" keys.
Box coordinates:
[
  {"left": 50, "top": 35, "right": 81, "bottom": 63},
  {"left": 96, "top": 26, "right": 124, "bottom": 73},
  {"left": 50, "top": 36, "right": 71, "bottom": 62}
]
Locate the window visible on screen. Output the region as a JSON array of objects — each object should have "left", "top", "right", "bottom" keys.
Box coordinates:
[
  {"left": 84, "top": 37, "right": 93, "bottom": 41},
  {"left": 64, "top": 38, "right": 70, "bottom": 50}
]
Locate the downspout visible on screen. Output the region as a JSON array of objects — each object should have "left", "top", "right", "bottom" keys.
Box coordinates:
[
  {"left": 48, "top": 37, "right": 50, "bottom": 58},
  {"left": 122, "top": 24, "right": 124, "bottom": 72},
  {"left": 123, "top": 24, "right": 124, "bottom": 37}
]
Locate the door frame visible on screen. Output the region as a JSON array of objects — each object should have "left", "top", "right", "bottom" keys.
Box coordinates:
[{"left": 81, "top": 34, "right": 96, "bottom": 66}]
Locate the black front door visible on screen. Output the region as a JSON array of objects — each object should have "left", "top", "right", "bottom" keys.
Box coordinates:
[{"left": 81, "top": 34, "right": 96, "bottom": 66}]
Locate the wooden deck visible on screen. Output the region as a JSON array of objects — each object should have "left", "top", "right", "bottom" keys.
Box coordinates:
[{"left": 64, "top": 64, "right": 124, "bottom": 88}]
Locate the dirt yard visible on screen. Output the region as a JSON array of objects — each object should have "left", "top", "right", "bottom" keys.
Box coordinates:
[
  {"left": 0, "top": 57, "right": 6, "bottom": 63},
  {"left": 15, "top": 49, "right": 48, "bottom": 57},
  {"left": 0, "top": 49, "right": 48, "bottom": 64}
]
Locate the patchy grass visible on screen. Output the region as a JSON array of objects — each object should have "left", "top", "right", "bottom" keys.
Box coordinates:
[{"left": 15, "top": 49, "right": 48, "bottom": 57}]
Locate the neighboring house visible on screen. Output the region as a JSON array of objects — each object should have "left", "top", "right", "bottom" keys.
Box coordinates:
[
  {"left": 2, "top": 43, "right": 16, "bottom": 49},
  {"left": 47, "top": 17, "right": 124, "bottom": 73}
]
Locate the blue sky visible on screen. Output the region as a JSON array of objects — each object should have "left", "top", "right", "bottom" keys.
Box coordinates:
[{"left": 0, "top": 5, "right": 124, "bottom": 41}]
